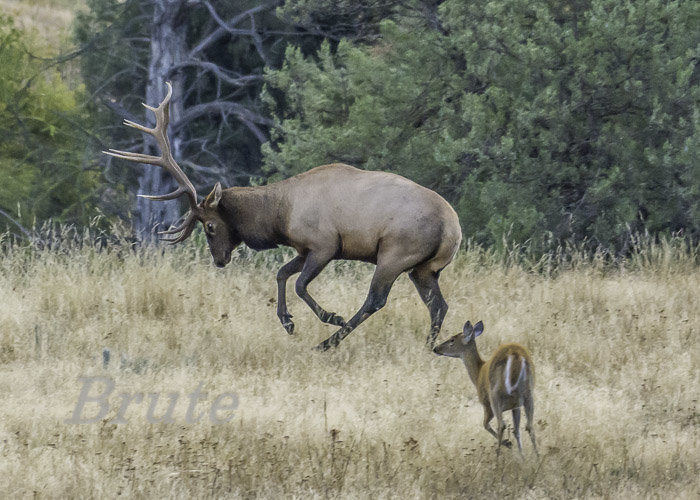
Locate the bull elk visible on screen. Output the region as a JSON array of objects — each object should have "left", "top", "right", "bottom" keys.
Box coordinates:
[
  {"left": 433, "top": 320, "right": 538, "bottom": 455},
  {"left": 104, "top": 83, "right": 462, "bottom": 351}
]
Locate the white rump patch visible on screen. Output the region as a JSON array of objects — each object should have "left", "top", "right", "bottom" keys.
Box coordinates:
[
  {"left": 505, "top": 356, "right": 527, "bottom": 395},
  {"left": 505, "top": 356, "right": 514, "bottom": 395}
]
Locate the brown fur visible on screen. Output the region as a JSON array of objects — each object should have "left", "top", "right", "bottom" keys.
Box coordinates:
[
  {"left": 433, "top": 321, "right": 538, "bottom": 455},
  {"left": 215, "top": 164, "right": 460, "bottom": 267},
  {"left": 106, "top": 85, "right": 462, "bottom": 350},
  {"left": 203, "top": 163, "right": 462, "bottom": 350}
]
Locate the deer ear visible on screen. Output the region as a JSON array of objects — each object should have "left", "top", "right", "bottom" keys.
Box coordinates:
[
  {"left": 473, "top": 320, "right": 484, "bottom": 337},
  {"left": 206, "top": 182, "right": 222, "bottom": 209},
  {"left": 462, "top": 321, "right": 473, "bottom": 340}
]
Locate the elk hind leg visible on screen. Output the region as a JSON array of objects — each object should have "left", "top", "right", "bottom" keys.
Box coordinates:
[
  {"left": 315, "top": 260, "right": 404, "bottom": 351},
  {"left": 408, "top": 265, "right": 448, "bottom": 349}
]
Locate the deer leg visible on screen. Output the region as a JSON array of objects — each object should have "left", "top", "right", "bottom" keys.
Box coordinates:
[
  {"left": 491, "top": 399, "right": 511, "bottom": 454},
  {"left": 524, "top": 393, "right": 539, "bottom": 456},
  {"left": 483, "top": 406, "right": 498, "bottom": 440},
  {"left": 315, "top": 262, "right": 403, "bottom": 351},
  {"left": 294, "top": 251, "right": 346, "bottom": 328},
  {"left": 512, "top": 407, "right": 523, "bottom": 454},
  {"left": 276, "top": 255, "right": 306, "bottom": 334},
  {"left": 408, "top": 266, "right": 448, "bottom": 349}
]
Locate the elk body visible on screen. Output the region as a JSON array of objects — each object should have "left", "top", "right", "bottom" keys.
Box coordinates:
[
  {"left": 433, "top": 320, "right": 538, "bottom": 455},
  {"left": 105, "top": 83, "right": 462, "bottom": 350}
]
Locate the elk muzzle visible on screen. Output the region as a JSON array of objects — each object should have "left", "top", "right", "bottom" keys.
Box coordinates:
[{"left": 213, "top": 250, "right": 232, "bottom": 268}]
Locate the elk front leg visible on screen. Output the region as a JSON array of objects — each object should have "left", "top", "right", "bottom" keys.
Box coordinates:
[
  {"left": 276, "top": 255, "right": 306, "bottom": 334},
  {"left": 294, "top": 251, "right": 346, "bottom": 327}
]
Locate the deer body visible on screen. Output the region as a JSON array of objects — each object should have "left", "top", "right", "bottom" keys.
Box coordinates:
[
  {"left": 434, "top": 321, "right": 538, "bottom": 455},
  {"left": 105, "top": 83, "right": 461, "bottom": 350}
]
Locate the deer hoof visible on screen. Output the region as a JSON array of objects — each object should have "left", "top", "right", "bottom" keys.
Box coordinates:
[{"left": 501, "top": 439, "right": 513, "bottom": 449}]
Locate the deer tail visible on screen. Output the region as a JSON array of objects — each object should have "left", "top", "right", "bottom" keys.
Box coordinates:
[{"left": 504, "top": 355, "right": 527, "bottom": 395}]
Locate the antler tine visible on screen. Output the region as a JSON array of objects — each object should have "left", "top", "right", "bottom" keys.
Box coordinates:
[
  {"left": 142, "top": 82, "right": 198, "bottom": 208},
  {"left": 138, "top": 186, "right": 189, "bottom": 201},
  {"left": 157, "top": 211, "right": 196, "bottom": 236},
  {"left": 103, "top": 149, "right": 163, "bottom": 165},
  {"left": 159, "top": 220, "right": 196, "bottom": 245},
  {"left": 103, "top": 82, "right": 199, "bottom": 211}
]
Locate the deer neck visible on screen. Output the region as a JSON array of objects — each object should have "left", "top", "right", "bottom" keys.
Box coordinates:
[{"left": 459, "top": 345, "right": 485, "bottom": 387}]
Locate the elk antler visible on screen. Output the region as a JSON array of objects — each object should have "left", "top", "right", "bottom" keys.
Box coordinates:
[{"left": 104, "top": 82, "right": 199, "bottom": 243}]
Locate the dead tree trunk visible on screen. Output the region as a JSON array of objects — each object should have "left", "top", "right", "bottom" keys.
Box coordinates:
[{"left": 136, "top": 0, "right": 189, "bottom": 240}]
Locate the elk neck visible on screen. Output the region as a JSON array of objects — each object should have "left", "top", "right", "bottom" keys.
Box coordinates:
[{"left": 218, "top": 185, "right": 290, "bottom": 251}]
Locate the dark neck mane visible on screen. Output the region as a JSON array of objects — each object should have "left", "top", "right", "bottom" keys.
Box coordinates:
[{"left": 219, "top": 185, "right": 289, "bottom": 251}]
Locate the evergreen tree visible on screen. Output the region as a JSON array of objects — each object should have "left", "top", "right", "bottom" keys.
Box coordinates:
[{"left": 264, "top": 0, "right": 699, "bottom": 251}]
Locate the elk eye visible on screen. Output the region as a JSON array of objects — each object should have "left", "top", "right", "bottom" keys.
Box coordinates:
[{"left": 206, "top": 222, "right": 215, "bottom": 234}]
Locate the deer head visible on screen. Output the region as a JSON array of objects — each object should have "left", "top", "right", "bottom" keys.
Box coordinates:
[
  {"left": 104, "top": 82, "right": 237, "bottom": 267},
  {"left": 433, "top": 320, "right": 484, "bottom": 357}
]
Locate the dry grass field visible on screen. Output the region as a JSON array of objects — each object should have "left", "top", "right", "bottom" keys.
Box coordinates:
[
  {"left": 0, "top": 229, "right": 698, "bottom": 498},
  {"left": 0, "top": 0, "right": 80, "bottom": 48}
]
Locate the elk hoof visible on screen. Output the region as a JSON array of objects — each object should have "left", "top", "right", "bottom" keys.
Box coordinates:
[
  {"left": 282, "top": 320, "right": 295, "bottom": 335},
  {"left": 314, "top": 338, "right": 337, "bottom": 352},
  {"left": 501, "top": 439, "right": 513, "bottom": 449}
]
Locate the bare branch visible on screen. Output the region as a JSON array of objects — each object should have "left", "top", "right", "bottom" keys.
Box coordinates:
[
  {"left": 176, "top": 100, "right": 272, "bottom": 134},
  {"left": 168, "top": 61, "right": 262, "bottom": 87},
  {"left": 247, "top": 10, "right": 270, "bottom": 66},
  {"left": 189, "top": 2, "right": 280, "bottom": 58}
]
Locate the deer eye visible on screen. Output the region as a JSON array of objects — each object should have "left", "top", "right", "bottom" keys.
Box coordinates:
[{"left": 206, "top": 222, "right": 215, "bottom": 234}]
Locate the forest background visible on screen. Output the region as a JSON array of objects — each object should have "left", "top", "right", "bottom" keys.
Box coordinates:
[
  {"left": 0, "top": 2, "right": 698, "bottom": 497},
  {"left": 0, "top": 0, "right": 697, "bottom": 253}
]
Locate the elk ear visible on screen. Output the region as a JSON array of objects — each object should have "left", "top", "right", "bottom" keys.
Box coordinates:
[
  {"left": 462, "top": 321, "right": 474, "bottom": 341},
  {"left": 473, "top": 320, "right": 484, "bottom": 338},
  {"left": 205, "top": 182, "right": 222, "bottom": 209}
]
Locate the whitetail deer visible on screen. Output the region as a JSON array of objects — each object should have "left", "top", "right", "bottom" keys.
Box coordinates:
[
  {"left": 104, "top": 83, "right": 462, "bottom": 350},
  {"left": 433, "top": 320, "right": 538, "bottom": 455}
]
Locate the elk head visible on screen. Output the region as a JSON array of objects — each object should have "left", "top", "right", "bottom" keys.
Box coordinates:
[{"left": 104, "top": 82, "right": 237, "bottom": 267}]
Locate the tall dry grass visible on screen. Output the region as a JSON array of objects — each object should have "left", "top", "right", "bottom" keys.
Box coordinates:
[{"left": 0, "top": 227, "right": 697, "bottom": 498}]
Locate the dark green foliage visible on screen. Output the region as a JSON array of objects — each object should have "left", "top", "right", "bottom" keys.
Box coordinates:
[
  {"left": 264, "top": 0, "right": 699, "bottom": 252},
  {"left": 0, "top": 15, "right": 100, "bottom": 235}
]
